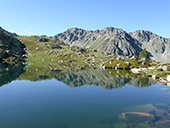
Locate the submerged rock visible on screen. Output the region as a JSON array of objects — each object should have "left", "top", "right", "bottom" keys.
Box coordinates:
[
  {"left": 122, "top": 112, "right": 155, "bottom": 123},
  {"left": 122, "top": 103, "right": 155, "bottom": 113},
  {"left": 155, "top": 120, "right": 170, "bottom": 128}
]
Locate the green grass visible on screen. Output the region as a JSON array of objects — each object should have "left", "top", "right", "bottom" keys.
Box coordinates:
[{"left": 16, "top": 36, "right": 170, "bottom": 82}]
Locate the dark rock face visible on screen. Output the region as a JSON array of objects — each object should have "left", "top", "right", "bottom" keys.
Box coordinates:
[
  {"left": 38, "top": 37, "right": 49, "bottom": 42},
  {"left": 0, "top": 29, "right": 25, "bottom": 59},
  {"left": 54, "top": 27, "right": 170, "bottom": 63},
  {"left": 0, "top": 27, "right": 18, "bottom": 36}
]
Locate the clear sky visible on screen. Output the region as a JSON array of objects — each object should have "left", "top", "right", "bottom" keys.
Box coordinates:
[{"left": 0, "top": 0, "right": 170, "bottom": 38}]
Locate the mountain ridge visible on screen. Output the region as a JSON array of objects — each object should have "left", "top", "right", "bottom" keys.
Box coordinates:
[
  {"left": 54, "top": 27, "right": 170, "bottom": 63},
  {"left": 0, "top": 27, "right": 18, "bottom": 36}
]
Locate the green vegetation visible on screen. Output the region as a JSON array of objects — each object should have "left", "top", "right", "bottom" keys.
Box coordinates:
[
  {"left": 18, "top": 36, "right": 109, "bottom": 72},
  {"left": 1, "top": 35, "right": 166, "bottom": 85},
  {"left": 139, "top": 48, "right": 149, "bottom": 60}
]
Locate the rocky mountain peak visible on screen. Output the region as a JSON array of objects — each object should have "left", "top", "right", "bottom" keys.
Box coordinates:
[{"left": 54, "top": 27, "right": 170, "bottom": 63}]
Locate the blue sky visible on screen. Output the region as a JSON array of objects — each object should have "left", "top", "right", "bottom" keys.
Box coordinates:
[{"left": 0, "top": 0, "right": 170, "bottom": 38}]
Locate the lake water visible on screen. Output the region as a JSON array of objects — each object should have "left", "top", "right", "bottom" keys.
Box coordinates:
[{"left": 0, "top": 64, "right": 170, "bottom": 128}]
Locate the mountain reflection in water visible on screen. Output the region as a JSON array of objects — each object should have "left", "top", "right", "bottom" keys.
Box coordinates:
[
  {"left": 12, "top": 64, "right": 156, "bottom": 89},
  {"left": 0, "top": 63, "right": 25, "bottom": 87},
  {"left": 0, "top": 63, "right": 157, "bottom": 88},
  {"left": 1, "top": 64, "right": 170, "bottom": 128}
]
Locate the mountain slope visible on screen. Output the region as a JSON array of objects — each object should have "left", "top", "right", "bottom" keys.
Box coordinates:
[
  {"left": 54, "top": 27, "right": 141, "bottom": 56},
  {"left": 54, "top": 27, "right": 170, "bottom": 63},
  {"left": 129, "top": 30, "right": 170, "bottom": 63},
  {"left": 0, "top": 26, "right": 18, "bottom": 36},
  {"left": 0, "top": 27, "right": 25, "bottom": 59}
]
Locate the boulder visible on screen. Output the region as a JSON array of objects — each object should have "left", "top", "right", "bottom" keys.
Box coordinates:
[
  {"left": 142, "top": 61, "right": 146, "bottom": 65},
  {"left": 148, "top": 66, "right": 155, "bottom": 70},
  {"left": 125, "top": 61, "right": 130, "bottom": 65},
  {"left": 167, "top": 75, "right": 170, "bottom": 82},
  {"left": 152, "top": 75, "right": 157, "bottom": 80},
  {"left": 163, "top": 66, "right": 168, "bottom": 71},
  {"left": 131, "top": 68, "right": 141, "bottom": 74}
]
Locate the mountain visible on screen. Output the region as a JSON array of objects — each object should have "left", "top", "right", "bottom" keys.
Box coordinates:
[
  {"left": 129, "top": 30, "right": 170, "bottom": 63},
  {"left": 0, "top": 27, "right": 26, "bottom": 59},
  {"left": 54, "top": 27, "right": 170, "bottom": 63},
  {"left": 0, "top": 26, "right": 18, "bottom": 36}
]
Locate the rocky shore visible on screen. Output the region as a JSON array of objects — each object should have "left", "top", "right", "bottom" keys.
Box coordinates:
[{"left": 101, "top": 55, "right": 170, "bottom": 86}]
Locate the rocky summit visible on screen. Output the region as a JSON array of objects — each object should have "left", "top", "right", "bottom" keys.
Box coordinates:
[{"left": 54, "top": 27, "right": 170, "bottom": 63}]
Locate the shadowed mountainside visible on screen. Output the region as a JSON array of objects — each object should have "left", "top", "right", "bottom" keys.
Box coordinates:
[{"left": 0, "top": 28, "right": 26, "bottom": 59}]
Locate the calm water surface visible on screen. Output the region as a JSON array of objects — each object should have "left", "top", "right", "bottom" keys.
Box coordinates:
[{"left": 0, "top": 78, "right": 170, "bottom": 128}]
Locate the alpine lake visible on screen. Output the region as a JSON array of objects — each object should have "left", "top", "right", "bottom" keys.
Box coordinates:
[{"left": 0, "top": 63, "right": 170, "bottom": 128}]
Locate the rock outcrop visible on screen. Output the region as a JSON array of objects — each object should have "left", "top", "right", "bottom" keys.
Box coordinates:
[
  {"left": 0, "top": 26, "right": 18, "bottom": 36},
  {"left": 54, "top": 27, "right": 170, "bottom": 63},
  {"left": 0, "top": 28, "right": 26, "bottom": 59}
]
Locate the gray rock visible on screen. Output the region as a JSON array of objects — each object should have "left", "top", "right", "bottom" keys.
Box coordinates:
[
  {"left": 142, "top": 61, "right": 146, "bottom": 65},
  {"left": 125, "top": 61, "right": 130, "bottom": 65},
  {"left": 131, "top": 68, "right": 141, "bottom": 74},
  {"left": 163, "top": 66, "right": 167, "bottom": 71},
  {"left": 167, "top": 75, "right": 170, "bottom": 82},
  {"left": 152, "top": 75, "right": 157, "bottom": 80}
]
